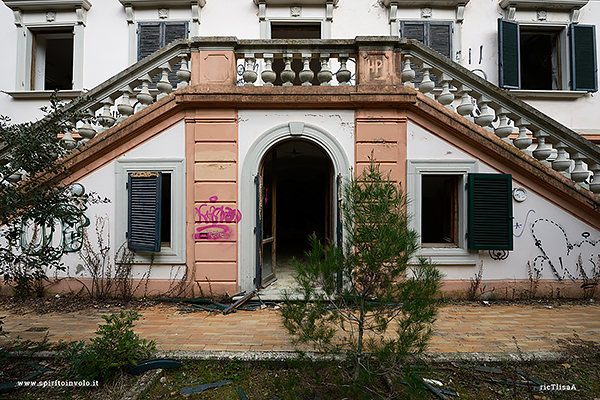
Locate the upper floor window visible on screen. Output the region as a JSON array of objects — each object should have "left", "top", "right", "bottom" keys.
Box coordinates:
[
  {"left": 499, "top": 19, "right": 597, "bottom": 92},
  {"left": 401, "top": 21, "right": 452, "bottom": 60},
  {"left": 3, "top": 0, "right": 89, "bottom": 96}
]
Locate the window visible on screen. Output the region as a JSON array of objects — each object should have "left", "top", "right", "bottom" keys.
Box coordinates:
[
  {"left": 3, "top": 0, "right": 88, "bottom": 95},
  {"left": 116, "top": 159, "right": 185, "bottom": 264},
  {"left": 499, "top": 19, "right": 598, "bottom": 92},
  {"left": 270, "top": 22, "right": 322, "bottom": 86},
  {"left": 408, "top": 160, "right": 513, "bottom": 265},
  {"left": 32, "top": 30, "right": 74, "bottom": 91},
  {"left": 138, "top": 22, "right": 188, "bottom": 86},
  {"left": 400, "top": 21, "right": 452, "bottom": 85}
]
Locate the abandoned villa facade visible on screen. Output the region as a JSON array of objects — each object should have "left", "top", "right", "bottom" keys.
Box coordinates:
[{"left": 0, "top": 0, "right": 599, "bottom": 298}]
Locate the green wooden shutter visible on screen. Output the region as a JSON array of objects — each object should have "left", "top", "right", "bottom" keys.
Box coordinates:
[
  {"left": 468, "top": 173, "right": 513, "bottom": 250},
  {"left": 570, "top": 24, "right": 598, "bottom": 92},
  {"left": 128, "top": 171, "right": 162, "bottom": 252},
  {"left": 498, "top": 19, "right": 520, "bottom": 89}
]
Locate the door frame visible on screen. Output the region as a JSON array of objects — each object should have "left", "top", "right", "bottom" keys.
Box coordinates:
[{"left": 239, "top": 121, "right": 352, "bottom": 292}]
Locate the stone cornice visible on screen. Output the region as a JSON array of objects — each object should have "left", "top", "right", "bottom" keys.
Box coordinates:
[
  {"left": 498, "top": 0, "right": 588, "bottom": 11},
  {"left": 252, "top": 0, "right": 339, "bottom": 5},
  {"left": 2, "top": 0, "right": 91, "bottom": 11},
  {"left": 382, "top": 0, "right": 469, "bottom": 7},
  {"left": 118, "top": 0, "right": 206, "bottom": 7}
]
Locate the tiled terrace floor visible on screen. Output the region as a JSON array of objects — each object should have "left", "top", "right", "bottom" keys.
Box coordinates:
[{"left": 1, "top": 302, "right": 598, "bottom": 356}]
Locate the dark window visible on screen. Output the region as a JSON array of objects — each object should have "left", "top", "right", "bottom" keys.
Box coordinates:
[
  {"left": 138, "top": 22, "right": 188, "bottom": 86},
  {"left": 498, "top": 19, "right": 598, "bottom": 92},
  {"left": 127, "top": 171, "right": 163, "bottom": 252},
  {"left": 401, "top": 21, "right": 452, "bottom": 85},
  {"left": 160, "top": 173, "right": 171, "bottom": 246},
  {"left": 467, "top": 173, "right": 513, "bottom": 251},
  {"left": 422, "top": 175, "right": 459, "bottom": 247},
  {"left": 32, "top": 30, "right": 74, "bottom": 91},
  {"left": 270, "top": 23, "right": 321, "bottom": 86}
]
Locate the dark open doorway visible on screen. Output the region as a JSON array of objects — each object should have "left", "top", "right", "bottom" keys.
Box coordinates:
[{"left": 258, "top": 139, "right": 333, "bottom": 292}]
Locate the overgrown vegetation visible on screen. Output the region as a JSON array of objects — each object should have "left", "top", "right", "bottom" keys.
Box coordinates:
[
  {"left": 0, "top": 95, "right": 107, "bottom": 298},
  {"left": 61, "top": 310, "right": 155, "bottom": 381},
  {"left": 467, "top": 262, "right": 484, "bottom": 300},
  {"left": 281, "top": 158, "right": 443, "bottom": 383}
]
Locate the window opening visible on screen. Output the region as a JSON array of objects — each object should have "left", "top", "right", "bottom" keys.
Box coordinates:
[
  {"left": 32, "top": 30, "right": 74, "bottom": 91},
  {"left": 160, "top": 172, "right": 171, "bottom": 247},
  {"left": 421, "top": 175, "right": 459, "bottom": 247},
  {"left": 520, "top": 28, "right": 560, "bottom": 90},
  {"left": 138, "top": 22, "right": 188, "bottom": 86},
  {"left": 401, "top": 21, "right": 452, "bottom": 85},
  {"left": 271, "top": 23, "right": 321, "bottom": 86}
]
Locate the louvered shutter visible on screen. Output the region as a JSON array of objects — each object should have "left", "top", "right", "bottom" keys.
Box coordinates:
[
  {"left": 128, "top": 172, "right": 162, "bottom": 252},
  {"left": 498, "top": 19, "right": 520, "bottom": 89},
  {"left": 164, "top": 22, "right": 188, "bottom": 87},
  {"left": 429, "top": 22, "right": 452, "bottom": 59},
  {"left": 570, "top": 24, "right": 598, "bottom": 92},
  {"left": 401, "top": 22, "right": 426, "bottom": 84},
  {"left": 468, "top": 173, "right": 513, "bottom": 250},
  {"left": 138, "top": 23, "right": 161, "bottom": 61}
]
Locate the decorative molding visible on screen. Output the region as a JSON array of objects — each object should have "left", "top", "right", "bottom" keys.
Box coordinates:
[
  {"left": 191, "top": 3, "right": 200, "bottom": 23},
  {"left": 290, "top": 5, "right": 301, "bottom": 17},
  {"left": 536, "top": 9, "right": 547, "bottom": 20},
  {"left": 125, "top": 5, "right": 134, "bottom": 23},
  {"left": 158, "top": 7, "right": 169, "bottom": 19},
  {"left": 421, "top": 7, "right": 432, "bottom": 18},
  {"left": 498, "top": 0, "right": 588, "bottom": 11},
  {"left": 2, "top": 0, "right": 92, "bottom": 11},
  {"left": 253, "top": 0, "right": 338, "bottom": 4},
  {"left": 456, "top": 4, "right": 465, "bottom": 21},
  {"left": 45, "top": 11, "right": 55, "bottom": 22},
  {"left": 118, "top": 0, "right": 206, "bottom": 7},
  {"left": 12, "top": 9, "right": 22, "bottom": 26},
  {"left": 382, "top": 0, "right": 469, "bottom": 7}
]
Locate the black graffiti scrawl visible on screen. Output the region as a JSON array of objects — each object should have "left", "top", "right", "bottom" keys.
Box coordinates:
[{"left": 531, "top": 218, "right": 599, "bottom": 281}]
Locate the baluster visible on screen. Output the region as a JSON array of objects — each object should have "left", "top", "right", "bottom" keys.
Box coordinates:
[
  {"left": 261, "top": 54, "right": 276, "bottom": 86},
  {"left": 532, "top": 129, "right": 552, "bottom": 165},
  {"left": 156, "top": 64, "right": 173, "bottom": 100},
  {"left": 401, "top": 53, "right": 415, "bottom": 87},
  {"left": 455, "top": 85, "right": 474, "bottom": 121},
  {"left": 336, "top": 55, "right": 351, "bottom": 86},
  {"left": 243, "top": 54, "right": 258, "bottom": 86},
  {"left": 588, "top": 164, "right": 600, "bottom": 194},
  {"left": 299, "top": 53, "right": 314, "bottom": 86},
  {"left": 436, "top": 73, "right": 454, "bottom": 110},
  {"left": 570, "top": 153, "right": 589, "bottom": 185},
  {"left": 117, "top": 86, "right": 135, "bottom": 123},
  {"left": 61, "top": 120, "right": 78, "bottom": 150},
  {"left": 551, "top": 142, "right": 571, "bottom": 177},
  {"left": 281, "top": 54, "right": 295, "bottom": 87},
  {"left": 418, "top": 63, "right": 435, "bottom": 99},
  {"left": 318, "top": 54, "right": 332, "bottom": 86},
  {"left": 78, "top": 109, "right": 97, "bottom": 143},
  {"left": 176, "top": 55, "right": 191, "bottom": 88},
  {"left": 137, "top": 74, "right": 153, "bottom": 111},
  {"left": 6, "top": 167, "right": 22, "bottom": 185},
  {"left": 98, "top": 98, "right": 116, "bottom": 134},
  {"left": 473, "top": 95, "right": 495, "bottom": 131},
  {"left": 513, "top": 119, "right": 533, "bottom": 156},
  {"left": 494, "top": 109, "right": 514, "bottom": 143}
]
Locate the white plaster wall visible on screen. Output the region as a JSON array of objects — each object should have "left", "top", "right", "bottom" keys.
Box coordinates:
[
  {"left": 60, "top": 121, "right": 186, "bottom": 282},
  {"left": 1, "top": 0, "right": 599, "bottom": 130},
  {"left": 407, "top": 121, "right": 600, "bottom": 282}
]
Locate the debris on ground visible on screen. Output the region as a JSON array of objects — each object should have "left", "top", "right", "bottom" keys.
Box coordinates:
[
  {"left": 180, "top": 379, "right": 231, "bottom": 396},
  {"left": 128, "top": 358, "right": 183, "bottom": 375},
  {"left": 158, "top": 291, "right": 277, "bottom": 315}
]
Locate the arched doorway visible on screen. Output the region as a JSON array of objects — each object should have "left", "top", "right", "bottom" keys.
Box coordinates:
[
  {"left": 257, "top": 140, "right": 334, "bottom": 288},
  {"left": 239, "top": 121, "right": 352, "bottom": 294}
]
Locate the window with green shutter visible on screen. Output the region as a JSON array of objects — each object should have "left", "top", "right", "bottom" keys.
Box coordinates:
[
  {"left": 127, "top": 171, "right": 162, "bottom": 252},
  {"left": 401, "top": 21, "right": 452, "bottom": 85},
  {"left": 467, "top": 173, "right": 513, "bottom": 251},
  {"left": 498, "top": 19, "right": 597, "bottom": 92}
]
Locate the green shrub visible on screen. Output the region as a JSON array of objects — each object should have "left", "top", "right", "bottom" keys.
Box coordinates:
[{"left": 63, "top": 310, "right": 155, "bottom": 380}]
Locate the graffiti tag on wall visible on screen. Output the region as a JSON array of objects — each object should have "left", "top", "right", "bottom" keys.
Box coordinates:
[
  {"left": 194, "top": 196, "right": 242, "bottom": 241},
  {"left": 530, "top": 218, "right": 599, "bottom": 281}
]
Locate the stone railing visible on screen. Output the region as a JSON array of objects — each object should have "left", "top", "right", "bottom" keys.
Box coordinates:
[
  {"left": 396, "top": 38, "right": 600, "bottom": 195},
  {"left": 47, "top": 36, "right": 600, "bottom": 195}
]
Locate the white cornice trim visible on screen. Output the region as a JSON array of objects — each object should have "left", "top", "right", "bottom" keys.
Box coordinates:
[
  {"left": 382, "top": 0, "right": 469, "bottom": 7},
  {"left": 2, "top": 0, "right": 92, "bottom": 11},
  {"left": 118, "top": 0, "right": 206, "bottom": 7},
  {"left": 498, "top": 0, "right": 588, "bottom": 11},
  {"left": 253, "top": 0, "right": 339, "bottom": 5}
]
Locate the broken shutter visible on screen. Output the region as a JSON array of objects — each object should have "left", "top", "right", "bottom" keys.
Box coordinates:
[
  {"left": 498, "top": 19, "right": 520, "bottom": 89},
  {"left": 467, "top": 173, "right": 513, "bottom": 251},
  {"left": 570, "top": 24, "right": 598, "bottom": 92},
  {"left": 128, "top": 171, "right": 162, "bottom": 252}
]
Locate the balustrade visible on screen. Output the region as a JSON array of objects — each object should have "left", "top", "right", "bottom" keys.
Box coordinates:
[{"left": 46, "top": 36, "right": 600, "bottom": 196}]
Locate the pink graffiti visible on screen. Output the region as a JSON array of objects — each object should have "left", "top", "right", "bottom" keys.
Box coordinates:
[{"left": 194, "top": 196, "right": 241, "bottom": 241}]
